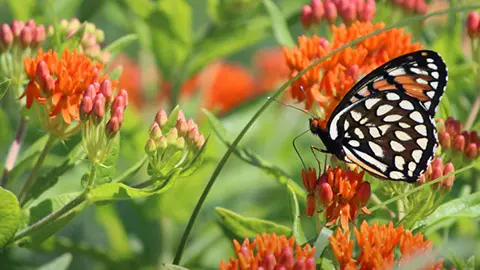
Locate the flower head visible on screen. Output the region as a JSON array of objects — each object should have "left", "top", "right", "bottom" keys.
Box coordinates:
[
  {"left": 437, "top": 117, "right": 479, "bottom": 160},
  {"left": 329, "top": 221, "right": 444, "bottom": 270},
  {"left": 284, "top": 22, "right": 422, "bottom": 127},
  {"left": 418, "top": 157, "right": 455, "bottom": 193},
  {"left": 219, "top": 233, "right": 315, "bottom": 270}
]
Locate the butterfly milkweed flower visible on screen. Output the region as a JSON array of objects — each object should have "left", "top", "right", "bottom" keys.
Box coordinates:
[
  {"left": 437, "top": 117, "right": 479, "bottom": 160},
  {"left": 219, "top": 233, "right": 315, "bottom": 270},
  {"left": 329, "top": 221, "right": 444, "bottom": 269},
  {"left": 301, "top": 166, "right": 371, "bottom": 230},
  {"left": 283, "top": 21, "right": 422, "bottom": 127},
  {"left": 21, "top": 49, "right": 109, "bottom": 138}
]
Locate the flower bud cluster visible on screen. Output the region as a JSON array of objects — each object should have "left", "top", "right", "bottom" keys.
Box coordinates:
[
  {"left": 389, "top": 0, "right": 428, "bottom": 15},
  {"left": 80, "top": 80, "right": 128, "bottom": 164},
  {"left": 301, "top": 0, "right": 376, "bottom": 29},
  {"left": 418, "top": 157, "right": 455, "bottom": 193},
  {"left": 437, "top": 117, "right": 479, "bottom": 160},
  {"left": 467, "top": 12, "right": 480, "bottom": 38},
  {"left": 301, "top": 166, "right": 370, "bottom": 230},
  {"left": 58, "top": 18, "right": 109, "bottom": 63},
  {"left": 145, "top": 108, "right": 205, "bottom": 179},
  {"left": 0, "top": 19, "right": 47, "bottom": 52}
]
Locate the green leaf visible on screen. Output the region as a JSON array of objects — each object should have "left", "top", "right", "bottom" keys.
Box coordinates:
[
  {"left": 104, "top": 34, "right": 138, "bottom": 60},
  {"left": 23, "top": 144, "right": 84, "bottom": 204},
  {"left": 123, "top": 0, "right": 154, "bottom": 18},
  {"left": 88, "top": 169, "right": 181, "bottom": 202},
  {"left": 0, "top": 79, "right": 11, "bottom": 100},
  {"left": 159, "top": 264, "right": 191, "bottom": 270},
  {"left": 9, "top": 135, "right": 50, "bottom": 185},
  {"left": 412, "top": 192, "right": 480, "bottom": 234},
  {"left": 179, "top": 136, "right": 210, "bottom": 177},
  {"left": 203, "top": 109, "right": 306, "bottom": 199},
  {"left": 313, "top": 227, "right": 333, "bottom": 258},
  {"left": 95, "top": 204, "right": 131, "bottom": 259},
  {"left": 262, "top": 0, "right": 294, "bottom": 47},
  {"left": 96, "top": 135, "right": 120, "bottom": 185},
  {"left": 163, "top": 105, "right": 181, "bottom": 131},
  {"left": 287, "top": 185, "right": 306, "bottom": 244},
  {"left": 216, "top": 207, "right": 291, "bottom": 241},
  {"left": 25, "top": 193, "right": 83, "bottom": 245},
  {"left": 6, "top": 0, "right": 35, "bottom": 20},
  {"left": 108, "top": 66, "right": 123, "bottom": 81},
  {"left": 37, "top": 253, "right": 72, "bottom": 270},
  {"left": 113, "top": 156, "right": 147, "bottom": 183},
  {"left": 148, "top": 0, "right": 192, "bottom": 79},
  {"left": 0, "top": 187, "right": 21, "bottom": 248}
]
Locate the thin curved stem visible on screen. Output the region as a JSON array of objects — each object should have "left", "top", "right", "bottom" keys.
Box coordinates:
[
  {"left": 172, "top": 5, "right": 480, "bottom": 265},
  {"left": 18, "top": 134, "right": 56, "bottom": 204},
  {"left": 1, "top": 116, "right": 27, "bottom": 187},
  {"left": 464, "top": 93, "right": 480, "bottom": 130}
]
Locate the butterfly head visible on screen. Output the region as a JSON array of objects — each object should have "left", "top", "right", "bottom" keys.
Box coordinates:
[{"left": 309, "top": 117, "right": 323, "bottom": 135}]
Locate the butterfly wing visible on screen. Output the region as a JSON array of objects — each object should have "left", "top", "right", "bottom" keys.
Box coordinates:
[
  {"left": 328, "top": 90, "right": 437, "bottom": 183},
  {"left": 330, "top": 50, "right": 447, "bottom": 118}
]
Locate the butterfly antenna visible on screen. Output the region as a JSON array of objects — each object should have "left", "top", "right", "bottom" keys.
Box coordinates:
[
  {"left": 293, "top": 129, "right": 310, "bottom": 172},
  {"left": 299, "top": 85, "right": 316, "bottom": 117},
  {"left": 268, "top": 96, "right": 312, "bottom": 117}
]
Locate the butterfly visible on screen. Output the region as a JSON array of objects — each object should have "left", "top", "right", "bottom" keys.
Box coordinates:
[{"left": 310, "top": 50, "right": 448, "bottom": 183}]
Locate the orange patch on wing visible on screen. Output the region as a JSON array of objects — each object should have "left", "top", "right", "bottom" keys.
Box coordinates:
[{"left": 403, "top": 85, "right": 430, "bottom": 101}]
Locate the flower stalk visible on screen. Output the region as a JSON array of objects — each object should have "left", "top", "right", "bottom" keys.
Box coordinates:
[{"left": 1, "top": 116, "right": 26, "bottom": 188}]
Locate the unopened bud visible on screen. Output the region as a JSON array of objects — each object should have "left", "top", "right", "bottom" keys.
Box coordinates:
[
  {"left": 187, "top": 127, "right": 200, "bottom": 143},
  {"left": 99, "top": 80, "right": 113, "bottom": 102},
  {"left": 177, "top": 109, "right": 185, "bottom": 121},
  {"left": 20, "top": 26, "right": 32, "bottom": 48},
  {"left": 301, "top": 5, "right": 313, "bottom": 29},
  {"left": 11, "top": 20, "right": 24, "bottom": 38},
  {"left": 439, "top": 132, "right": 451, "bottom": 149},
  {"left": 80, "top": 96, "right": 93, "bottom": 120},
  {"left": 442, "top": 162, "right": 455, "bottom": 189},
  {"left": 354, "top": 182, "right": 371, "bottom": 207},
  {"left": 311, "top": 0, "right": 324, "bottom": 23},
  {"left": 175, "top": 137, "right": 185, "bottom": 149},
  {"left": 264, "top": 253, "right": 277, "bottom": 270},
  {"left": 196, "top": 134, "right": 205, "bottom": 148},
  {"left": 0, "top": 24, "right": 13, "bottom": 49},
  {"left": 156, "top": 136, "right": 168, "bottom": 150},
  {"left": 186, "top": 118, "right": 196, "bottom": 131},
  {"left": 465, "top": 143, "right": 478, "bottom": 159},
  {"left": 150, "top": 124, "right": 162, "bottom": 140},
  {"left": 431, "top": 167, "right": 443, "bottom": 182},
  {"left": 84, "top": 84, "right": 96, "bottom": 99},
  {"left": 111, "top": 96, "right": 125, "bottom": 113},
  {"left": 306, "top": 257, "right": 316, "bottom": 270},
  {"left": 467, "top": 12, "right": 480, "bottom": 37},
  {"left": 176, "top": 119, "right": 188, "bottom": 136},
  {"left": 359, "top": 0, "right": 375, "bottom": 22},
  {"left": 106, "top": 116, "right": 120, "bottom": 137},
  {"left": 316, "top": 182, "right": 333, "bottom": 207},
  {"left": 324, "top": 1, "right": 337, "bottom": 24},
  {"left": 95, "top": 29, "right": 105, "bottom": 42},
  {"left": 167, "top": 128, "right": 178, "bottom": 144},
  {"left": 306, "top": 193, "right": 316, "bottom": 216},
  {"left": 432, "top": 157, "right": 444, "bottom": 172},
  {"left": 155, "top": 110, "right": 168, "bottom": 127},
  {"left": 279, "top": 246, "right": 294, "bottom": 268},
  {"left": 293, "top": 258, "right": 305, "bottom": 270},
  {"left": 118, "top": 89, "right": 128, "bottom": 107},
  {"left": 92, "top": 93, "right": 105, "bottom": 121},
  {"left": 415, "top": 0, "right": 428, "bottom": 14},
  {"left": 452, "top": 135, "right": 466, "bottom": 152},
  {"left": 341, "top": 3, "right": 356, "bottom": 24},
  {"left": 32, "top": 25, "right": 46, "bottom": 46},
  {"left": 26, "top": 19, "right": 36, "bottom": 29},
  {"left": 145, "top": 139, "right": 156, "bottom": 155}
]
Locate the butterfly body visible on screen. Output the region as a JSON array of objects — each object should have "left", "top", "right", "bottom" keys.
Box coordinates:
[{"left": 310, "top": 50, "right": 447, "bottom": 183}]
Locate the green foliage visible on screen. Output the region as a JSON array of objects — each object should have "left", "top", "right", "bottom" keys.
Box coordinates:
[
  {"left": 0, "top": 187, "right": 21, "bottom": 247},
  {"left": 37, "top": 253, "right": 72, "bottom": 270}
]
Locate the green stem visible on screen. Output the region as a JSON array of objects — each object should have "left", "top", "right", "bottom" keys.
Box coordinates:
[
  {"left": 18, "top": 134, "right": 56, "bottom": 204},
  {"left": 1, "top": 116, "right": 27, "bottom": 188},
  {"left": 11, "top": 164, "right": 97, "bottom": 243},
  {"left": 172, "top": 5, "right": 480, "bottom": 265},
  {"left": 397, "top": 199, "right": 405, "bottom": 221}
]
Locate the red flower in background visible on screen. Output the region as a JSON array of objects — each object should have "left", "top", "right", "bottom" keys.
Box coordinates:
[
  {"left": 109, "top": 54, "right": 143, "bottom": 109},
  {"left": 253, "top": 47, "right": 290, "bottom": 92}
]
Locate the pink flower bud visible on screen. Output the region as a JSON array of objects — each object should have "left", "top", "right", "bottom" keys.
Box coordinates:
[
  {"left": 156, "top": 136, "right": 168, "bottom": 150},
  {"left": 311, "top": 0, "right": 324, "bottom": 23},
  {"left": 354, "top": 182, "right": 371, "bottom": 207},
  {"left": 418, "top": 174, "right": 426, "bottom": 185},
  {"left": 452, "top": 135, "right": 466, "bottom": 152},
  {"left": 465, "top": 143, "right": 478, "bottom": 159},
  {"left": 32, "top": 25, "right": 46, "bottom": 46},
  {"left": 359, "top": 0, "right": 375, "bottom": 22},
  {"left": 155, "top": 109, "right": 168, "bottom": 127},
  {"left": 145, "top": 138, "right": 156, "bottom": 155},
  {"left": 83, "top": 84, "right": 97, "bottom": 100},
  {"left": 186, "top": 118, "right": 197, "bottom": 131},
  {"left": 467, "top": 12, "right": 480, "bottom": 37},
  {"left": 306, "top": 193, "right": 316, "bottom": 216},
  {"left": 99, "top": 80, "right": 113, "bottom": 102},
  {"left": 92, "top": 93, "right": 105, "bottom": 121},
  {"left": 177, "top": 109, "right": 185, "bottom": 121},
  {"left": 324, "top": 1, "right": 337, "bottom": 24},
  {"left": 305, "top": 257, "right": 316, "bottom": 270},
  {"left": 36, "top": 61, "right": 50, "bottom": 79},
  {"left": 293, "top": 258, "right": 305, "bottom": 270},
  {"left": 346, "top": 64, "right": 360, "bottom": 80},
  {"left": 112, "top": 107, "right": 125, "bottom": 124},
  {"left": 196, "top": 134, "right": 205, "bottom": 149},
  {"left": 278, "top": 246, "right": 294, "bottom": 268},
  {"left": 0, "top": 24, "right": 13, "bottom": 49},
  {"left": 264, "top": 253, "right": 276, "bottom": 270},
  {"left": 415, "top": 0, "right": 428, "bottom": 14},
  {"left": 111, "top": 95, "right": 125, "bottom": 113},
  {"left": 11, "top": 20, "right": 24, "bottom": 38},
  {"left": 187, "top": 127, "right": 199, "bottom": 143},
  {"left": 318, "top": 37, "right": 329, "bottom": 49},
  {"left": 432, "top": 157, "right": 444, "bottom": 172},
  {"left": 150, "top": 124, "right": 162, "bottom": 140},
  {"left": 80, "top": 96, "right": 93, "bottom": 120},
  {"left": 301, "top": 5, "right": 313, "bottom": 29},
  {"left": 118, "top": 89, "right": 128, "bottom": 107},
  {"left": 106, "top": 116, "right": 120, "bottom": 137},
  {"left": 442, "top": 162, "right": 455, "bottom": 189},
  {"left": 431, "top": 167, "right": 443, "bottom": 181},
  {"left": 26, "top": 19, "right": 36, "bottom": 29},
  {"left": 340, "top": 3, "right": 356, "bottom": 24},
  {"left": 176, "top": 119, "right": 188, "bottom": 136},
  {"left": 439, "top": 131, "right": 451, "bottom": 149},
  {"left": 20, "top": 26, "right": 32, "bottom": 48},
  {"left": 316, "top": 182, "right": 333, "bottom": 207},
  {"left": 404, "top": 0, "right": 416, "bottom": 11}
]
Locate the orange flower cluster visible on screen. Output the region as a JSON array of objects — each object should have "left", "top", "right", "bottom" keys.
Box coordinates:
[
  {"left": 220, "top": 233, "right": 315, "bottom": 270},
  {"left": 22, "top": 49, "right": 108, "bottom": 124},
  {"left": 301, "top": 166, "right": 371, "bottom": 230},
  {"left": 284, "top": 21, "right": 422, "bottom": 127},
  {"left": 329, "top": 221, "right": 443, "bottom": 270}
]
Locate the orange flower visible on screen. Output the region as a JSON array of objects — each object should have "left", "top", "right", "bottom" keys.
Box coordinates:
[
  {"left": 219, "top": 233, "right": 315, "bottom": 270},
  {"left": 22, "top": 49, "right": 106, "bottom": 124},
  {"left": 305, "top": 166, "right": 370, "bottom": 230},
  {"left": 329, "top": 221, "right": 444, "bottom": 270},
  {"left": 253, "top": 47, "right": 290, "bottom": 92},
  {"left": 284, "top": 22, "right": 422, "bottom": 127}
]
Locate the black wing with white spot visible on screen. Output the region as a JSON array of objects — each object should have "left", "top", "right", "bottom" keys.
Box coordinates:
[
  {"left": 328, "top": 90, "right": 437, "bottom": 183},
  {"left": 330, "top": 50, "right": 447, "bottom": 118}
]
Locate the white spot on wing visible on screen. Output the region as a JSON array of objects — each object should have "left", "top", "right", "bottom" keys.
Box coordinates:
[
  {"left": 354, "top": 128, "right": 364, "bottom": 139},
  {"left": 386, "top": 93, "right": 400, "bottom": 101},
  {"left": 344, "top": 120, "right": 349, "bottom": 131},
  {"left": 416, "top": 78, "right": 429, "bottom": 85},
  {"left": 389, "top": 171, "right": 404, "bottom": 180},
  {"left": 369, "top": 127, "right": 381, "bottom": 138},
  {"left": 399, "top": 122, "right": 410, "bottom": 128},
  {"left": 394, "top": 156, "right": 405, "bottom": 170},
  {"left": 424, "top": 101, "right": 431, "bottom": 109},
  {"left": 390, "top": 140, "right": 405, "bottom": 152},
  {"left": 410, "top": 67, "right": 428, "bottom": 75},
  {"left": 365, "top": 98, "right": 380, "bottom": 109},
  {"left": 408, "top": 161, "right": 416, "bottom": 172},
  {"left": 359, "top": 118, "right": 368, "bottom": 125},
  {"left": 343, "top": 147, "right": 388, "bottom": 178},
  {"left": 415, "top": 124, "right": 427, "bottom": 136},
  {"left": 349, "top": 140, "right": 360, "bottom": 147},
  {"left": 427, "top": 58, "right": 434, "bottom": 63},
  {"left": 389, "top": 69, "right": 406, "bottom": 76},
  {"left": 352, "top": 148, "right": 388, "bottom": 173},
  {"left": 368, "top": 141, "right": 384, "bottom": 157},
  {"left": 412, "top": 150, "right": 423, "bottom": 162},
  {"left": 376, "top": 104, "right": 394, "bottom": 116},
  {"left": 395, "top": 130, "right": 412, "bottom": 141},
  {"left": 426, "top": 91, "right": 435, "bottom": 98},
  {"left": 430, "top": 81, "right": 438, "bottom": 88},
  {"left": 384, "top": 114, "right": 403, "bottom": 122},
  {"left": 428, "top": 63, "right": 437, "bottom": 70},
  {"left": 409, "top": 111, "right": 424, "bottom": 123},
  {"left": 379, "top": 124, "right": 390, "bottom": 135},
  {"left": 350, "top": 110, "right": 362, "bottom": 122},
  {"left": 399, "top": 100, "right": 414, "bottom": 110},
  {"left": 431, "top": 71, "right": 439, "bottom": 79},
  {"left": 416, "top": 138, "right": 428, "bottom": 150}
]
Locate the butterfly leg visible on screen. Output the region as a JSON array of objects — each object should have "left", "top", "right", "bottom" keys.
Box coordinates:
[{"left": 310, "top": 145, "right": 328, "bottom": 171}]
